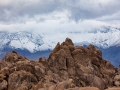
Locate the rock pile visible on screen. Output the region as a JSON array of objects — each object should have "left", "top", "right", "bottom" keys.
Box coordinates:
[{"left": 0, "top": 38, "right": 119, "bottom": 90}]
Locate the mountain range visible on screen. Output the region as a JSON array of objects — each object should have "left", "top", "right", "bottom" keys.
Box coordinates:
[{"left": 0, "top": 26, "right": 120, "bottom": 66}]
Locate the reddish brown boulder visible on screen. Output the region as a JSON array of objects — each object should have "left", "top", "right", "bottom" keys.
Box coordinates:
[
  {"left": 47, "top": 79, "right": 74, "bottom": 90},
  {"left": 0, "top": 80, "right": 7, "bottom": 90},
  {"left": 8, "top": 70, "right": 38, "bottom": 90},
  {"left": 3, "top": 51, "right": 28, "bottom": 63}
]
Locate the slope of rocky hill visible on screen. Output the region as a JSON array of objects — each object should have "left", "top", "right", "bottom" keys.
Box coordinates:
[{"left": 0, "top": 38, "right": 120, "bottom": 90}]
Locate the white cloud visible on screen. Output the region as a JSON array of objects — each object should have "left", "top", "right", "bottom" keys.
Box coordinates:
[
  {"left": 0, "top": 0, "right": 119, "bottom": 34},
  {"left": 0, "top": 0, "right": 120, "bottom": 23},
  {"left": 0, "top": 14, "right": 119, "bottom": 34}
]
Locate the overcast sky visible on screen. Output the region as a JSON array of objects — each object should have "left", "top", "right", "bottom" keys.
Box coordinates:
[{"left": 0, "top": 0, "right": 120, "bottom": 33}]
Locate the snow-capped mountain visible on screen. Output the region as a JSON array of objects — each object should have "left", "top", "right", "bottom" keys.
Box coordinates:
[
  {"left": 41, "top": 26, "right": 120, "bottom": 50},
  {"left": 0, "top": 31, "right": 44, "bottom": 52},
  {"left": 0, "top": 26, "right": 120, "bottom": 66},
  {"left": 0, "top": 26, "right": 120, "bottom": 53}
]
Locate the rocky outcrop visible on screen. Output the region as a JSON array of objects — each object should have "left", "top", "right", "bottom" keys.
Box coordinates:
[
  {"left": 48, "top": 38, "right": 116, "bottom": 90},
  {"left": 0, "top": 38, "right": 119, "bottom": 90},
  {"left": 113, "top": 66, "right": 120, "bottom": 87},
  {"left": 0, "top": 52, "right": 47, "bottom": 90}
]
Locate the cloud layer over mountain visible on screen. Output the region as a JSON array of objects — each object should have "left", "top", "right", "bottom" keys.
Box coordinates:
[{"left": 0, "top": 0, "right": 120, "bottom": 33}]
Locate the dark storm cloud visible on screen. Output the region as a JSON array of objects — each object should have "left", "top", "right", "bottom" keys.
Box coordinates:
[{"left": 0, "top": 0, "right": 120, "bottom": 23}]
